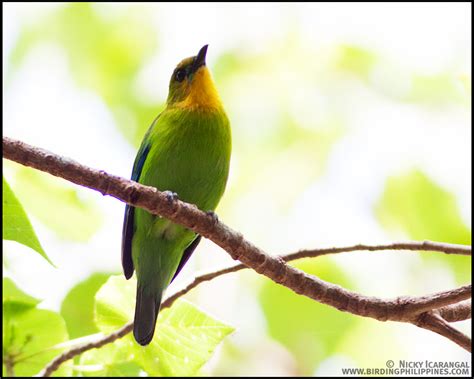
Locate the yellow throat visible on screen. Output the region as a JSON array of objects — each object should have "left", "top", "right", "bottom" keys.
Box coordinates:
[{"left": 177, "top": 67, "right": 222, "bottom": 110}]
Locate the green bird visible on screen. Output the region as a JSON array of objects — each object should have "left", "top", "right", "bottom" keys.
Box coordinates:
[{"left": 121, "top": 45, "right": 231, "bottom": 346}]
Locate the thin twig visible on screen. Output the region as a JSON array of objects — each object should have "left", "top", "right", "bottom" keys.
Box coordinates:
[
  {"left": 4, "top": 355, "right": 15, "bottom": 377},
  {"left": 38, "top": 324, "right": 132, "bottom": 377},
  {"left": 290, "top": 241, "right": 471, "bottom": 258},
  {"left": 414, "top": 312, "right": 472, "bottom": 352}
]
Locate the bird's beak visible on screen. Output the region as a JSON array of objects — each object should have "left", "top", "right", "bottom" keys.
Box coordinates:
[{"left": 191, "top": 44, "right": 208, "bottom": 74}]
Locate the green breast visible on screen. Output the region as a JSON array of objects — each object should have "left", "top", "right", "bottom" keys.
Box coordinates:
[{"left": 140, "top": 106, "right": 232, "bottom": 213}]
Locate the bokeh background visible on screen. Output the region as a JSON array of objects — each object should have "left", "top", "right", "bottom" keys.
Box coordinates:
[{"left": 3, "top": 2, "right": 471, "bottom": 376}]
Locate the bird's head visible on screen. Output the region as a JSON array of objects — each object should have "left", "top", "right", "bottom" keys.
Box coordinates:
[{"left": 166, "top": 45, "right": 222, "bottom": 110}]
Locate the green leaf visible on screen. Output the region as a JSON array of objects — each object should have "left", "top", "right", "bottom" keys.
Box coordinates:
[
  {"left": 78, "top": 340, "right": 141, "bottom": 377},
  {"left": 259, "top": 258, "right": 358, "bottom": 375},
  {"left": 3, "top": 306, "right": 70, "bottom": 376},
  {"left": 94, "top": 276, "right": 135, "bottom": 333},
  {"left": 12, "top": 168, "right": 103, "bottom": 242},
  {"left": 61, "top": 273, "right": 110, "bottom": 339},
  {"left": 375, "top": 169, "right": 471, "bottom": 283},
  {"left": 2, "top": 176, "right": 54, "bottom": 266},
  {"left": 133, "top": 300, "right": 235, "bottom": 376},
  {"left": 94, "top": 275, "right": 234, "bottom": 376},
  {"left": 3, "top": 278, "right": 40, "bottom": 311}
]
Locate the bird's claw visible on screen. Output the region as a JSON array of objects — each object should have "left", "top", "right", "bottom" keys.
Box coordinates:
[
  {"left": 206, "top": 210, "right": 219, "bottom": 225},
  {"left": 163, "top": 191, "right": 179, "bottom": 204}
]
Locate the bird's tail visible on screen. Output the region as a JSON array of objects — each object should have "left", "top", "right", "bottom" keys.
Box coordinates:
[{"left": 133, "top": 284, "right": 162, "bottom": 346}]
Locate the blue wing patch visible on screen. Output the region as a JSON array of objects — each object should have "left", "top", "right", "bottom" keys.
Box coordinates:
[{"left": 121, "top": 130, "right": 152, "bottom": 279}]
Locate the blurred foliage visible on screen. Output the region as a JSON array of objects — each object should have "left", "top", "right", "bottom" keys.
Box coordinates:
[
  {"left": 12, "top": 168, "right": 103, "bottom": 242},
  {"left": 3, "top": 278, "right": 39, "bottom": 313},
  {"left": 337, "top": 44, "right": 378, "bottom": 80},
  {"left": 222, "top": 125, "right": 342, "bottom": 225},
  {"left": 61, "top": 273, "right": 110, "bottom": 339},
  {"left": 407, "top": 73, "right": 467, "bottom": 105},
  {"left": 460, "top": 75, "right": 471, "bottom": 91},
  {"left": 259, "top": 258, "right": 357, "bottom": 375},
  {"left": 336, "top": 317, "right": 400, "bottom": 371},
  {"left": 376, "top": 169, "right": 471, "bottom": 283},
  {"left": 3, "top": 278, "right": 70, "bottom": 377},
  {"left": 9, "top": 2, "right": 160, "bottom": 146},
  {"left": 3, "top": 176, "right": 53, "bottom": 265},
  {"left": 337, "top": 45, "right": 467, "bottom": 107},
  {"left": 458, "top": 75, "right": 472, "bottom": 109},
  {"left": 213, "top": 42, "right": 345, "bottom": 228},
  {"left": 94, "top": 275, "right": 234, "bottom": 376}
]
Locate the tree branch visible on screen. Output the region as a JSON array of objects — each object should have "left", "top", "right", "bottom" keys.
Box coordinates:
[
  {"left": 435, "top": 300, "right": 471, "bottom": 323},
  {"left": 414, "top": 311, "right": 472, "bottom": 352},
  {"left": 2, "top": 136, "right": 471, "bottom": 375},
  {"left": 3, "top": 136, "right": 471, "bottom": 323}
]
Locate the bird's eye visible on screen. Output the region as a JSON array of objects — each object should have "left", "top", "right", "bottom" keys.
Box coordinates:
[{"left": 175, "top": 69, "right": 186, "bottom": 82}]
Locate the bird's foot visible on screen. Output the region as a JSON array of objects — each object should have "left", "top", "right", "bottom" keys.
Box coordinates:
[
  {"left": 206, "top": 210, "right": 219, "bottom": 225},
  {"left": 163, "top": 191, "right": 179, "bottom": 204}
]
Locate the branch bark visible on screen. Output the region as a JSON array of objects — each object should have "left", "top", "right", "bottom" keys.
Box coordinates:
[
  {"left": 435, "top": 300, "right": 472, "bottom": 323},
  {"left": 3, "top": 136, "right": 470, "bottom": 323},
  {"left": 4, "top": 355, "right": 15, "bottom": 377},
  {"left": 2, "top": 136, "right": 471, "bottom": 376},
  {"left": 413, "top": 312, "right": 472, "bottom": 352}
]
